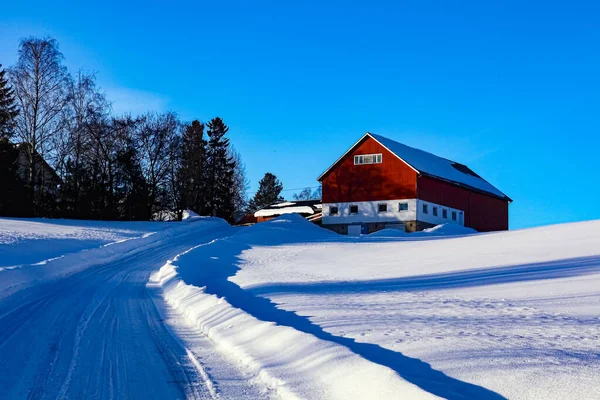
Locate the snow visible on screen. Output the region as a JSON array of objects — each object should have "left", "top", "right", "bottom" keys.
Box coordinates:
[
  {"left": 153, "top": 209, "right": 201, "bottom": 221},
  {"left": 254, "top": 206, "right": 315, "bottom": 217},
  {"left": 421, "top": 223, "right": 477, "bottom": 235},
  {"left": 369, "top": 133, "right": 508, "bottom": 199},
  {"left": 0, "top": 217, "right": 272, "bottom": 399},
  {"left": 369, "top": 223, "right": 477, "bottom": 238},
  {"left": 149, "top": 218, "right": 436, "bottom": 400},
  {"left": 228, "top": 216, "right": 600, "bottom": 399},
  {"left": 272, "top": 201, "right": 297, "bottom": 207},
  {"left": 0, "top": 217, "right": 212, "bottom": 299},
  {"left": 183, "top": 209, "right": 200, "bottom": 219},
  {"left": 0, "top": 217, "right": 173, "bottom": 269},
  {"left": 3, "top": 213, "right": 599, "bottom": 399}
]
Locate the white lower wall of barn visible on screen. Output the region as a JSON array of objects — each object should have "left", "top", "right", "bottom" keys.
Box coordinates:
[
  {"left": 322, "top": 199, "right": 464, "bottom": 227},
  {"left": 416, "top": 199, "right": 464, "bottom": 226}
]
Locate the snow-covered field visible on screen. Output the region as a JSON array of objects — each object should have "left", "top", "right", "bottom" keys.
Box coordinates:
[
  {"left": 228, "top": 217, "right": 600, "bottom": 399},
  {"left": 0, "top": 217, "right": 172, "bottom": 269},
  {"left": 2, "top": 215, "right": 599, "bottom": 399}
]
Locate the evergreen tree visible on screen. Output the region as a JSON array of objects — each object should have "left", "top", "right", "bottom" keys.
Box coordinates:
[
  {"left": 0, "top": 64, "right": 19, "bottom": 138},
  {"left": 206, "top": 117, "right": 235, "bottom": 221},
  {"left": 0, "top": 138, "right": 28, "bottom": 216},
  {"left": 247, "top": 172, "right": 284, "bottom": 212},
  {"left": 229, "top": 146, "right": 249, "bottom": 220},
  {"left": 179, "top": 120, "right": 207, "bottom": 214},
  {"left": 0, "top": 65, "right": 24, "bottom": 216},
  {"left": 115, "top": 140, "right": 149, "bottom": 221}
]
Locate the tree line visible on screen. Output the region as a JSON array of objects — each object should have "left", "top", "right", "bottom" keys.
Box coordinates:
[{"left": 0, "top": 37, "right": 320, "bottom": 222}]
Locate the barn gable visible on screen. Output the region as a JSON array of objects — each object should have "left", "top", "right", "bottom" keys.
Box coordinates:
[{"left": 318, "top": 134, "right": 418, "bottom": 203}]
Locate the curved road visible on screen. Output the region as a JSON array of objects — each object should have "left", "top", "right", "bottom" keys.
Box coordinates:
[{"left": 0, "top": 225, "right": 267, "bottom": 399}]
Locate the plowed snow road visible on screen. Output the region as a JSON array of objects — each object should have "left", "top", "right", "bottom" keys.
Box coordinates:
[{"left": 0, "top": 224, "right": 267, "bottom": 399}]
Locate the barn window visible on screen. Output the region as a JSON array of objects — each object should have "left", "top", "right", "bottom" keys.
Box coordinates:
[
  {"left": 399, "top": 203, "right": 408, "bottom": 211},
  {"left": 442, "top": 209, "right": 448, "bottom": 219},
  {"left": 354, "top": 153, "right": 382, "bottom": 165},
  {"left": 349, "top": 205, "right": 359, "bottom": 214},
  {"left": 433, "top": 207, "right": 438, "bottom": 217},
  {"left": 378, "top": 204, "right": 387, "bottom": 213},
  {"left": 423, "top": 204, "right": 428, "bottom": 214},
  {"left": 452, "top": 211, "right": 457, "bottom": 221},
  {"left": 330, "top": 206, "right": 339, "bottom": 216}
]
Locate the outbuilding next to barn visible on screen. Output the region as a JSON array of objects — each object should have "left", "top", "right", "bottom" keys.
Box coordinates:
[
  {"left": 253, "top": 200, "right": 322, "bottom": 223},
  {"left": 318, "top": 132, "right": 511, "bottom": 235}
]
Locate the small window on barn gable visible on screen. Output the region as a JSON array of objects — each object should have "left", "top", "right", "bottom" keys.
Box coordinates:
[
  {"left": 330, "top": 206, "right": 339, "bottom": 216},
  {"left": 423, "top": 204, "right": 428, "bottom": 214},
  {"left": 399, "top": 203, "right": 408, "bottom": 211},
  {"left": 442, "top": 209, "right": 448, "bottom": 219},
  {"left": 452, "top": 211, "right": 457, "bottom": 221},
  {"left": 378, "top": 204, "right": 387, "bottom": 213},
  {"left": 433, "top": 207, "right": 438, "bottom": 217},
  {"left": 349, "top": 205, "right": 359, "bottom": 214},
  {"left": 354, "top": 153, "right": 382, "bottom": 165}
]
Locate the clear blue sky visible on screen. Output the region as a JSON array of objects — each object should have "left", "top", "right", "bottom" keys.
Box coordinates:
[{"left": 1, "top": 1, "right": 599, "bottom": 229}]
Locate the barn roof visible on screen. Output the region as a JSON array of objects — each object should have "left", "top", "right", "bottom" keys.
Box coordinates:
[{"left": 318, "top": 132, "right": 511, "bottom": 201}]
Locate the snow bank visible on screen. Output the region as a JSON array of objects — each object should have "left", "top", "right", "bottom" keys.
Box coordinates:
[
  {"left": 148, "top": 217, "right": 437, "bottom": 400},
  {"left": 421, "top": 223, "right": 477, "bottom": 235},
  {"left": 182, "top": 209, "right": 200, "bottom": 219},
  {"left": 368, "top": 223, "right": 476, "bottom": 238},
  {"left": 368, "top": 228, "right": 409, "bottom": 238}
]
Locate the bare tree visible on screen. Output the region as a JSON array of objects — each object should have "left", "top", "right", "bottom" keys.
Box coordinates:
[
  {"left": 9, "top": 37, "right": 70, "bottom": 212},
  {"left": 136, "top": 112, "right": 179, "bottom": 218},
  {"left": 293, "top": 186, "right": 321, "bottom": 201},
  {"left": 57, "top": 71, "right": 108, "bottom": 178}
]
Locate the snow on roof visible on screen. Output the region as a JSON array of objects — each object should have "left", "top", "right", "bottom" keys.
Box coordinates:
[
  {"left": 255, "top": 206, "right": 315, "bottom": 218},
  {"left": 253, "top": 200, "right": 322, "bottom": 218},
  {"left": 369, "top": 133, "right": 509, "bottom": 200},
  {"left": 272, "top": 202, "right": 296, "bottom": 207}
]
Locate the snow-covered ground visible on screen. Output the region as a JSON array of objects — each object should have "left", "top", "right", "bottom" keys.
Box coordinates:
[
  {"left": 227, "top": 217, "right": 600, "bottom": 399},
  {"left": 0, "top": 217, "right": 273, "bottom": 399},
  {"left": 0, "top": 217, "right": 180, "bottom": 269},
  {"left": 2, "top": 215, "right": 599, "bottom": 399}
]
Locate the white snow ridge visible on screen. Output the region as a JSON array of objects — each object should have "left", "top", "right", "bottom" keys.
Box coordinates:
[{"left": 1, "top": 215, "right": 599, "bottom": 399}]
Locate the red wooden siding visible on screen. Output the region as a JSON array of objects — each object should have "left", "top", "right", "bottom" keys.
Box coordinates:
[
  {"left": 320, "top": 136, "right": 418, "bottom": 203},
  {"left": 418, "top": 175, "right": 509, "bottom": 231}
]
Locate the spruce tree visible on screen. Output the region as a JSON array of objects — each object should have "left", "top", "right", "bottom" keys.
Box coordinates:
[
  {"left": 179, "top": 120, "right": 207, "bottom": 214},
  {"left": 206, "top": 117, "right": 235, "bottom": 221},
  {"left": 247, "top": 172, "right": 284, "bottom": 212},
  {"left": 0, "top": 64, "right": 19, "bottom": 138},
  {"left": 0, "top": 138, "right": 27, "bottom": 216},
  {"left": 0, "top": 64, "right": 23, "bottom": 216}
]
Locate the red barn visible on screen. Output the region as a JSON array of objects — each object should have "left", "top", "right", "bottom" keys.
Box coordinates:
[{"left": 318, "top": 133, "right": 511, "bottom": 234}]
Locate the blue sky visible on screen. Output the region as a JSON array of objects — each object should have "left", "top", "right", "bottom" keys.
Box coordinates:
[{"left": 1, "top": 1, "right": 599, "bottom": 229}]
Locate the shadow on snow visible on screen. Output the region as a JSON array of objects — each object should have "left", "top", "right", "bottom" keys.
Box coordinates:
[
  {"left": 175, "top": 219, "right": 520, "bottom": 399},
  {"left": 248, "top": 255, "right": 600, "bottom": 296}
]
